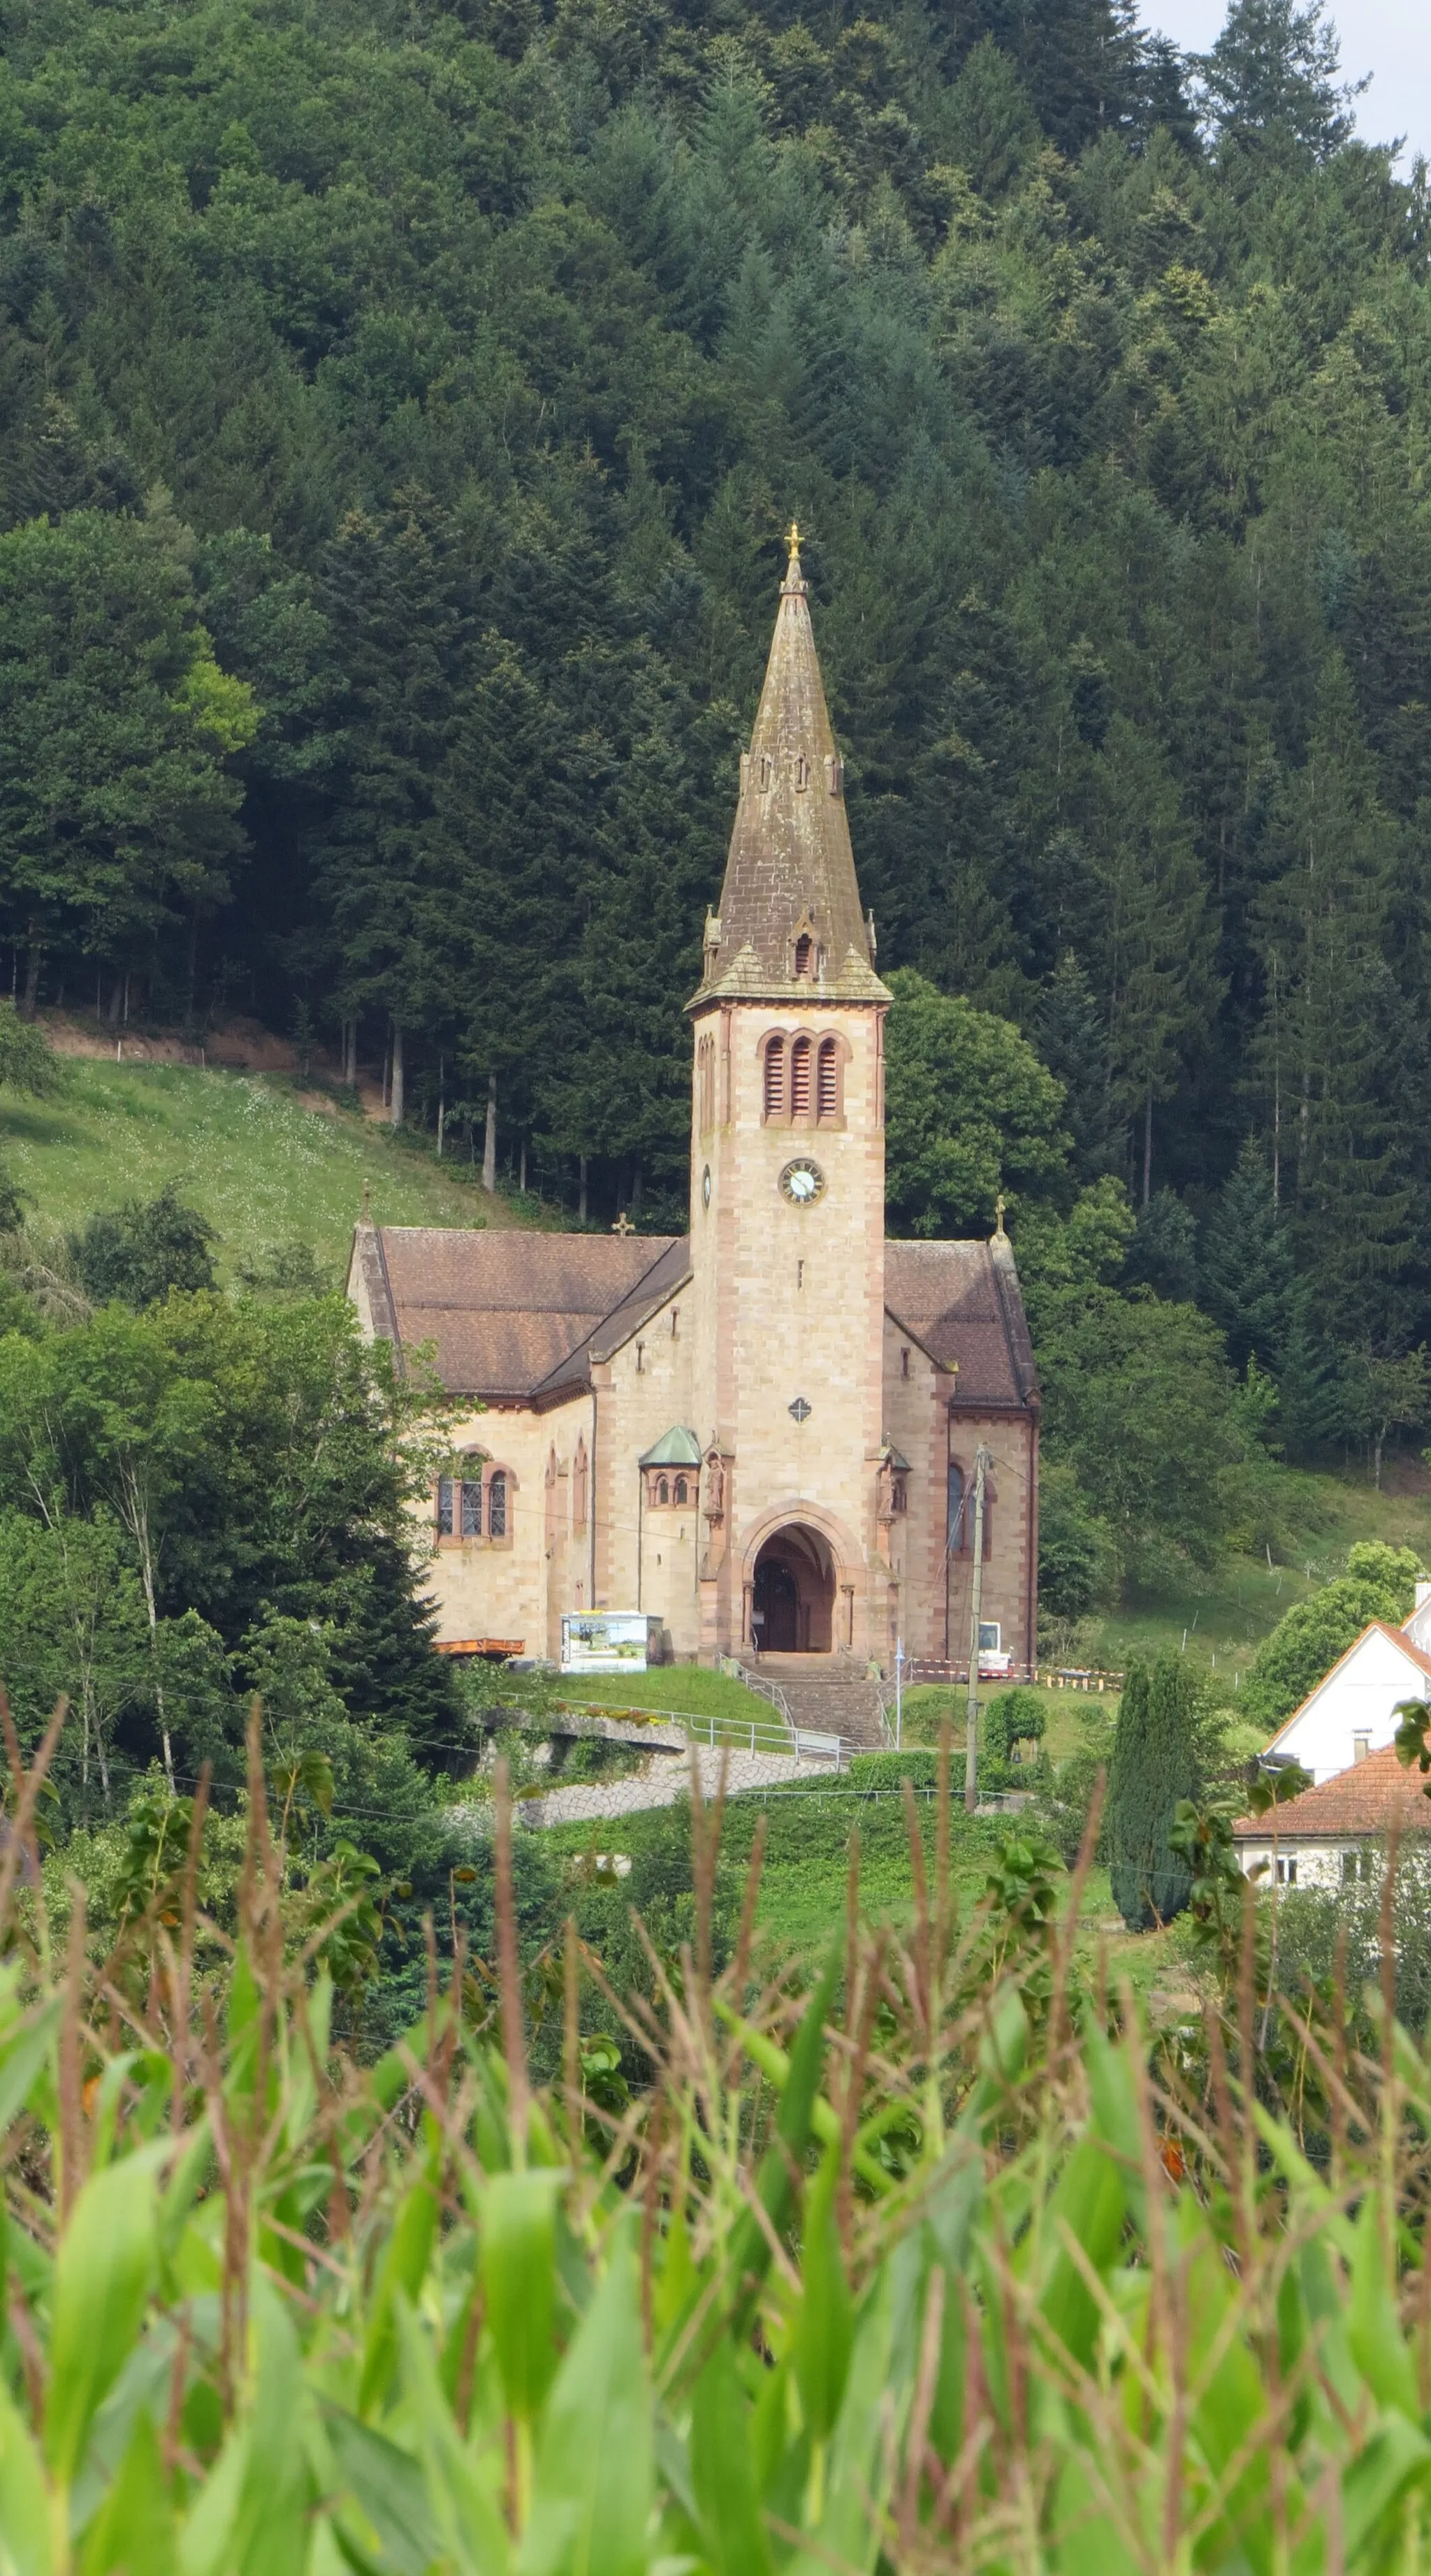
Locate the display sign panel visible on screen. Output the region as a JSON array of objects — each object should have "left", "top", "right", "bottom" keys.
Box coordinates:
[{"left": 560, "top": 1612, "right": 658, "bottom": 1673}]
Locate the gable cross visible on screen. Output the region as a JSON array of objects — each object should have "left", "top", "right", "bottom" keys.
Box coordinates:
[{"left": 611, "top": 1210, "right": 634, "bottom": 1237}]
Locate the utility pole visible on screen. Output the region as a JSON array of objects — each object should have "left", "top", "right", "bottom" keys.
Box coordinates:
[{"left": 964, "top": 1443, "right": 991, "bottom": 1815}]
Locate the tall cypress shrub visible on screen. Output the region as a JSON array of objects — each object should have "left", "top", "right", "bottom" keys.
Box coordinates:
[{"left": 1106, "top": 1651, "right": 1200, "bottom": 1930}]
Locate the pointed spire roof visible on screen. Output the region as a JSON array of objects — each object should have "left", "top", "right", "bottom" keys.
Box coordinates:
[{"left": 692, "top": 531, "right": 888, "bottom": 1006}]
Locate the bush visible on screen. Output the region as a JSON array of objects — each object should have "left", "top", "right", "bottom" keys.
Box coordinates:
[
  {"left": 0, "top": 1001, "right": 61, "bottom": 1097},
  {"left": 1273, "top": 1848, "right": 1431, "bottom": 2035},
  {"left": 1241, "top": 1540, "right": 1423, "bottom": 1728},
  {"left": 70, "top": 1182, "right": 217, "bottom": 1307},
  {"left": 1031, "top": 1750, "right": 1107, "bottom": 1868},
  {"left": 890, "top": 1685, "right": 961, "bottom": 1746},
  {"left": 1036, "top": 1459, "right": 1119, "bottom": 1619},
  {"left": 985, "top": 1686, "right": 1047, "bottom": 1761},
  {"left": 848, "top": 1748, "right": 943, "bottom": 1793}
]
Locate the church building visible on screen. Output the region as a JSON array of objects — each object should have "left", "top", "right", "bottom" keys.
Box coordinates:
[{"left": 347, "top": 537, "right": 1040, "bottom": 1675}]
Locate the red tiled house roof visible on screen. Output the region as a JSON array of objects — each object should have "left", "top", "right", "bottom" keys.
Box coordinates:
[{"left": 1233, "top": 1744, "right": 1431, "bottom": 1841}]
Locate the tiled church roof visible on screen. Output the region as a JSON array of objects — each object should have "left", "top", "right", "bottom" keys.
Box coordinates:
[
  {"left": 692, "top": 537, "right": 888, "bottom": 1007},
  {"left": 885, "top": 1236, "right": 1040, "bottom": 1408},
  {"left": 351, "top": 1223, "right": 1039, "bottom": 1413},
  {"left": 348, "top": 1225, "right": 683, "bottom": 1403}
]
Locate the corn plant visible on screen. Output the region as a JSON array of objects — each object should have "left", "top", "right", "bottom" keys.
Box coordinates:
[{"left": 2, "top": 1712, "right": 1431, "bottom": 2571}]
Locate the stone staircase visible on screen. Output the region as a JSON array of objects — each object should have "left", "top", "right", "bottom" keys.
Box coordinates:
[{"left": 743, "top": 1657, "right": 888, "bottom": 1755}]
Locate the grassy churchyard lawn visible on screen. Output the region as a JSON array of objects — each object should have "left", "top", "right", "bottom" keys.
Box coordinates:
[{"left": 546, "top": 1665, "right": 784, "bottom": 1727}]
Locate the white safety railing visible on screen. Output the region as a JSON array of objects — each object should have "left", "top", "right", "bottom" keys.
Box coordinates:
[
  {"left": 551, "top": 1698, "right": 869, "bottom": 1767},
  {"left": 558, "top": 1700, "right": 800, "bottom": 1760},
  {"left": 676, "top": 1707, "right": 804, "bottom": 1760},
  {"left": 736, "top": 1672, "right": 794, "bottom": 1730}
]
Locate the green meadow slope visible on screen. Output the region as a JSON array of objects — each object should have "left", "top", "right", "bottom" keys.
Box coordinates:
[{"left": 0, "top": 1055, "right": 530, "bottom": 1284}]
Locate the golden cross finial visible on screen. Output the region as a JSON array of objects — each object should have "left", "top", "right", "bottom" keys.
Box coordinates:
[
  {"left": 611, "top": 1210, "right": 634, "bottom": 1237},
  {"left": 785, "top": 519, "right": 801, "bottom": 560}
]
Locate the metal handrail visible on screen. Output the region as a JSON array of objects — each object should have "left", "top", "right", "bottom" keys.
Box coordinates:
[
  {"left": 734, "top": 1672, "right": 794, "bottom": 1729},
  {"left": 557, "top": 1699, "right": 799, "bottom": 1760},
  {"left": 684, "top": 1708, "right": 806, "bottom": 1759}
]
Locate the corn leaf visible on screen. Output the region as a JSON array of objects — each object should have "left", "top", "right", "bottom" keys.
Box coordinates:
[
  {"left": 0, "top": 2371, "right": 55, "bottom": 2576},
  {"left": 690, "top": 2339, "right": 771, "bottom": 2576},
  {"left": 520, "top": 2229, "right": 653, "bottom": 2576},
  {"left": 326, "top": 2405, "right": 444, "bottom": 2576},
  {"left": 478, "top": 2169, "right": 563, "bottom": 2424},
  {"left": 80, "top": 2410, "right": 176, "bottom": 2576},
  {"left": 791, "top": 2145, "right": 854, "bottom": 2444},
  {"left": 44, "top": 2150, "right": 161, "bottom": 2489}
]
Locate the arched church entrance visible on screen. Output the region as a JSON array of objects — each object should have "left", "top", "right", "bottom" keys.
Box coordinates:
[{"left": 752, "top": 1524, "right": 835, "bottom": 1654}]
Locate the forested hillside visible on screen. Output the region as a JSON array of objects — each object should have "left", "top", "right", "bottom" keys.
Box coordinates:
[{"left": 2, "top": 0, "right": 1430, "bottom": 1476}]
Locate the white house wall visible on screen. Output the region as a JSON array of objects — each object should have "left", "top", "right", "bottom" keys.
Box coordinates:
[
  {"left": 1235, "top": 1838, "right": 1348, "bottom": 1890},
  {"left": 1269, "top": 1627, "right": 1431, "bottom": 1783}
]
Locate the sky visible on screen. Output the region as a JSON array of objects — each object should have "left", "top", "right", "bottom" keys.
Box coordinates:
[{"left": 1149, "top": 0, "right": 1430, "bottom": 164}]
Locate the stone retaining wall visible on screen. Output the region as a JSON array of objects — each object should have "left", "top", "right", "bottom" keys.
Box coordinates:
[{"left": 514, "top": 1744, "right": 834, "bottom": 1828}]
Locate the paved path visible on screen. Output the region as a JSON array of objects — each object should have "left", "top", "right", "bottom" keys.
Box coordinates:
[{"left": 517, "top": 1744, "right": 836, "bottom": 1828}]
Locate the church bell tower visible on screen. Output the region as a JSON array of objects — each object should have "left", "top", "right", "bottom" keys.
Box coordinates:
[{"left": 687, "top": 530, "right": 891, "bottom": 1664}]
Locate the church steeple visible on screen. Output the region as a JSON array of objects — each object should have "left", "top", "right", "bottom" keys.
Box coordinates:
[{"left": 694, "top": 533, "right": 887, "bottom": 1004}]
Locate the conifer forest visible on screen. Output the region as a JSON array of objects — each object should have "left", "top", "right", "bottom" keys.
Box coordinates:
[{"left": 3, "top": 0, "right": 1428, "bottom": 1371}]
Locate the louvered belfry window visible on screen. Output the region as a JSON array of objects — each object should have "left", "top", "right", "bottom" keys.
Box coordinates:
[
  {"left": 790, "top": 1034, "right": 811, "bottom": 1116},
  {"left": 817, "top": 1035, "right": 838, "bottom": 1118},
  {"left": 764, "top": 1035, "right": 785, "bottom": 1117}
]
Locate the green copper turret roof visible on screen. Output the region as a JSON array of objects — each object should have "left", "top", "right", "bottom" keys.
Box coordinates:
[{"left": 638, "top": 1425, "right": 703, "bottom": 1467}]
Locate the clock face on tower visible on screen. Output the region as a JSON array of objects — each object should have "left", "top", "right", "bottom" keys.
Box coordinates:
[{"left": 780, "top": 1157, "right": 826, "bottom": 1206}]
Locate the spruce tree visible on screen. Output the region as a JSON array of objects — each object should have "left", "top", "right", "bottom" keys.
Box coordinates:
[
  {"left": 1200, "top": 1136, "right": 1299, "bottom": 1375},
  {"left": 1106, "top": 1650, "right": 1200, "bottom": 1931},
  {"left": 308, "top": 496, "right": 472, "bottom": 1116},
  {"left": 1252, "top": 656, "right": 1409, "bottom": 1343},
  {"left": 1195, "top": 0, "right": 1367, "bottom": 160},
  {"left": 1036, "top": 952, "right": 1124, "bottom": 1182},
  {"left": 1082, "top": 717, "right": 1221, "bottom": 1207}
]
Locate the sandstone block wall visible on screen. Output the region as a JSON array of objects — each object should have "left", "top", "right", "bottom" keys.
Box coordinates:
[{"left": 687, "top": 994, "right": 887, "bottom": 1659}]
